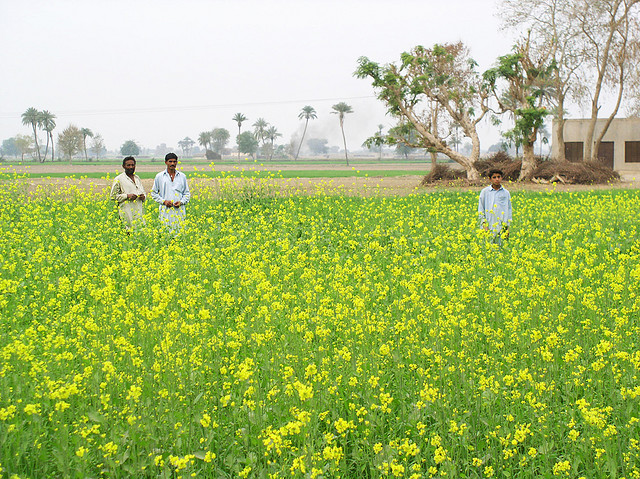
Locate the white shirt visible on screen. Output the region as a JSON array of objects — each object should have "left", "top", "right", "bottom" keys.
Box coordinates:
[
  {"left": 151, "top": 169, "right": 190, "bottom": 229},
  {"left": 478, "top": 185, "right": 512, "bottom": 232}
]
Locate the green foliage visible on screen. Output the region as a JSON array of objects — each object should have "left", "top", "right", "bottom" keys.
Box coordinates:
[
  {"left": 237, "top": 131, "right": 259, "bottom": 157},
  {"left": 58, "top": 125, "right": 84, "bottom": 159},
  {"left": 120, "top": 140, "right": 140, "bottom": 156}
]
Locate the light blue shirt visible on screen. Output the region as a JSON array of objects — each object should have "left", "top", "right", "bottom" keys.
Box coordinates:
[
  {"left": 478, "top": 185, "right": 512, "bottom": 232},
  {"left": 151, "top": 170, "right": 190, "bottom": 228}
]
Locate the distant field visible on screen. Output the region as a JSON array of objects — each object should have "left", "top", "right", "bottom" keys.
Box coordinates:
[{"left": 10, "top": 170, "right": 428, "bottom": 180}]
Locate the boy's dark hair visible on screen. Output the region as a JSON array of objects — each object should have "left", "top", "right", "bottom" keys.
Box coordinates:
[
  {"left": 122, "top": 156, "right": 136, "bottom": 167},
  {"left": 487, "top": 168, "right": 504, "bottom": 178},
  {"left": 165, "top": 152, "right": 178, "bottom": 161}
]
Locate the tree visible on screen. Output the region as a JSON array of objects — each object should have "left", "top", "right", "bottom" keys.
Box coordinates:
[
  {"left": 178, "top": 137, "right": 195, "bottom": 157},
  {"left": 484, "top": 39, "right": 554, "bottom": 179},
  {"left": 232, "top": 113, "right": 248, "bottom": 159},
  {"left": 295, "top": 106, "right": 317, "bottom": 160},
  {"left": 211, "top": 128, "right": 230, "bottom": 154},
  {"left": 265, "top": 126, "right": 282, "bottom": 161},
  {"left": 198, "top": 131, "right": 213, "bottom": 153},
  {"left": 1, "top": 138, "right": 19, "bottom": 158},
  {"left": 331, "top": 102, "right": 353, "bottom": 165},
  {"left": 39, "top": 110, "right": 56, "bottom": 162},
  {"left": 237, "top": 131, "right": 259, "bottom": 159},
  {"left": 576, "top": 0, "right": 640, "bottom": 162},
  {"left": 80, "top": 128, "right": 94, "bottom": 161},
  {"left": 252, "top": 118, "right": 269, "bottom": 157},
  {"left": 307, "top": 138, "right": 329, "bottom": 156},
  {"left": 21, "top": 107, "right": 42, "bottom": 162},
  {"left": 90, "top": 134, "right": 105, "bottom": 159},
  {"left": 14, "top": 135, "right": 33, "bottom": 160},
  {"left": 120, "top": 140, "right": 140, "bottom": 156},
  {"left": 356, "top": 42, "right": 491, "bottom": 180},
  {"left": 499, "top": 0, "right": 583, "bottom": 162},
  {"left": 58, "top": 125, "right": 84, "bottom": 161}
]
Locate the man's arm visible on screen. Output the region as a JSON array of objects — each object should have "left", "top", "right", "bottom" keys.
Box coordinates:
[
  {"left": 478, "top": 189, "right": 487, "bottom": 228},
  {"left": 179, "top": 176, "right": 191, "bottom": 205},
  {"left": 150, "top": 175, "right": 164, "bottom": 204},
  {"left": 109, "top": 180, "right": 128, "bottom": 204}
]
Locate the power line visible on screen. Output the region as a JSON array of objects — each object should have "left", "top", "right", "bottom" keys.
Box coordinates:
[{"left": 0, "top": 95, "right": 377, "bottom": 119}]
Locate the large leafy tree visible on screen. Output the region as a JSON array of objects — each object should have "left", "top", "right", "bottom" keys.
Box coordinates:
[
  {"left": 1, "top": 138, "right": 19, "bottom": 158},
  {"left": 237, "top": 131, "right": 259, "bottom": 159},
  {"left": 295, "top": 106, "right": 317, "bottom": 160},
  {"left": 499, "top": 0, "right": 583, "bottom": 162},
  {"left": 232, "top": 113, "right": 248, "bottom": 159},
  {"left": 211, "top": 128, "right": 230, "bottom": 154},
  {"left": 80, "top": 128, "right": 94, "bottom": 161},
  {"left": 39, "top": 110, "right": 56, "bottom": 162},
  {"left": 331, "top": 102, "right": 353, "bottom": 165},
  {"left": 484, "top": 39, "right": 554, "bottom": 179},
  {"left": 356, "top": 42, "right": 491, "bottom": 180},
  {"left": 14, "top": 134, "right": 34, "bottom": 160},
  {"left": 120, "top": 140, "right": 140, "bottom": 156},
  {"left": 21, "top": 107, "right": 42, "bottom": 162},
  {"left": 58, "top": 125, "right": 84, "bottom": 161}
]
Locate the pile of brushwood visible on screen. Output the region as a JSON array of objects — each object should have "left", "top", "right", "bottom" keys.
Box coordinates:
[{"left": 421, "top": 151, "right": 620, "bottom": 185}]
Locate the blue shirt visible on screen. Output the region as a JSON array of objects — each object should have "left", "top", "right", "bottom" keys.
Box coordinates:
[
  {"left": 151, "top": 170, "right": 190, "bottom": 205},
  {"left": 478, "top": 185, "right": 512, "bottom": 232}
]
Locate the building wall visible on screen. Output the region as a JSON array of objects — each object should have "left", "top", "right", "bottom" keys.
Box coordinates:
[{"left": 552, "top": 118, "right": 640, "bottom": 171}]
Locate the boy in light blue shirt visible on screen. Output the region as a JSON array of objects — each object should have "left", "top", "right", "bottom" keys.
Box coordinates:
[{"left": 478, "top": 168, "right": 512, "bottom": 245}]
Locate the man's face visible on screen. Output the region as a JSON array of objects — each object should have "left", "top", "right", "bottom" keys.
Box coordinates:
[
  {"left": 490, "top": 173, "right": 502, "bottom": 189},
  {"left": 123, "top": 160, "right": 136, "bottom": 176},
  {"left": 166, "top": 158, "right": 178, "bottom": 171}
]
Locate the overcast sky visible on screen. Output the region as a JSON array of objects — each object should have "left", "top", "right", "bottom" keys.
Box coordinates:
[{"left": 0, "top": 0, "right": 522, "bottom": 154}]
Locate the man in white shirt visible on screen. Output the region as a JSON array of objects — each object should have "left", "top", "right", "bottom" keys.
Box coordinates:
[
  {"left": 151, "top": 152, "right": 191, "bottom": 231},
  {"left": 109, "top": 156, "right": 146, "bottom": 231},
  {"left": 478, "top": 168, "right": 512, "bottom": 245}
]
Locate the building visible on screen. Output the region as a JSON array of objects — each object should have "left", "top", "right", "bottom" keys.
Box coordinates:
[{"left": 552, "top": 118, "right": 640, "bottom": 172}]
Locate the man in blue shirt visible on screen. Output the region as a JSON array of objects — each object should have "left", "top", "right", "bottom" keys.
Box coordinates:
[
  {"left": 478, "top": 168, "right": 512, "bottom": 245},
  {"left": 151, "top": 152, "right": 191, "bottom": 231}
]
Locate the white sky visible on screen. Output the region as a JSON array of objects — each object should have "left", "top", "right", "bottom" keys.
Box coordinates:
[{"left": 0, "top": 0, "right": 520, "bottom": 154}]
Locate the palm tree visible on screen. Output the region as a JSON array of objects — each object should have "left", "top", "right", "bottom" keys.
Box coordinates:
[
  {"left": 252, "top": 118, "right": 269, "bottom": 158},
  {"left": 232, "top": 113, "right": 247, "bottom": 159},
  {"left": 295, "top": 106, "right": 317, "bottom": 160},
  {"left": 39, "top": 110, "right": 56, "bottom": 162},
  {"left": 198, "top": 131, "right": 212, "bottom": 153},
  {"left": 331, "top": 102, "right": 353, "bottom": 165},
  {"left": 21, "top": 107, "right": 42, "bottom": 162},
  {"left": 80, "top": 128, "right": 94, "bottom": 161},
  {"left": 266, "top": 126, "right": 282, "bottom": 161}
]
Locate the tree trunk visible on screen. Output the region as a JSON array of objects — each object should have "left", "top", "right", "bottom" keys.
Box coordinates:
[
  {"left": 519, "top": 142, "right": 537, "bottom": 180},
  {"left": 50, "top": 133, "right": 55, "bottom": 161},
  {"left": 555, "top": 94, "right": 567, "bottom": 161},
  {"left": 295, "top": 121, "right": 308, "bottom": 160},
  {"left": 340, "top": 120, "right": 349, "bottom": 166},
  {"left": 430, "top": 151, "right": 437, "bottom": 170},
  {"left": 32, "top": 124, "right": 42, "bottom": 162}
]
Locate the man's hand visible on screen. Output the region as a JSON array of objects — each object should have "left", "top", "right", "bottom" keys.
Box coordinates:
[
  {"left": 127, "top": 193, "right": 138, "bottom": 200},
  {"left": 173, "top": 201, "right": 182, "bottom": 208},
  {"left": 163, "top": 200, "right": 174, "bottom": 207},
  {"left": 138, "top": 193, "right": 145, "bottom": 201},
  {"left": 482, "top": 224, "right": 489, "bottom": 231}
]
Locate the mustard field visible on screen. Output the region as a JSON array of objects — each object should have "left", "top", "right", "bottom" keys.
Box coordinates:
[{"left": 1, "top": 181, "right": 639, "bottom": 478}]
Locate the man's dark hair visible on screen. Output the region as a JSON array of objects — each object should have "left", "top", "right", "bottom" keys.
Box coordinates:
[
  {"left": 122, "top": 156, "right": 136, "bottom": 167},
  {"left": 488, "top": 168, "right": 504, "bottom": 178},
  {"left": 165, "top": 152, "right": 178, "bottom": 161}
]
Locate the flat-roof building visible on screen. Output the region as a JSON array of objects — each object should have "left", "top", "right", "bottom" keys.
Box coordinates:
[{"left": 552, "top": 118, "right": 640, "bottom": 172}]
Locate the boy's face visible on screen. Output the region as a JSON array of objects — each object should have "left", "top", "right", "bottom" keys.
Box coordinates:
[{"left": 490, "top": 173, "right": 503, "bottom": 189}]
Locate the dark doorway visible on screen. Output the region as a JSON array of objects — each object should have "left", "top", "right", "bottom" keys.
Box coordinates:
[
  {"left": 596, "top": 142, "right": 614, "bottom": 168},
  {"left": 565, "top": 142, "right": 583, "bottom": 162}
]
